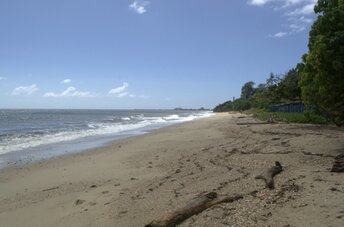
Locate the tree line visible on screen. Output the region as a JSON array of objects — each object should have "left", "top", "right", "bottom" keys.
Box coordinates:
[
  {"left": 214, "top": 0, "right": 344, "bottom": 126},
  {"left": 213, "top": 69, "right": 301, "bottom": 111}
]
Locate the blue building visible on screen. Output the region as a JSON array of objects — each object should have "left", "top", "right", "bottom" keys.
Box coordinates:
[{"left": 270, "top": 102, "right": 304, "bottom": 113}]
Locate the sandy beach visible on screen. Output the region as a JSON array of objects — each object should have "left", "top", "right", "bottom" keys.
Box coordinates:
[{"left": 0, "top": 113, "right": 343, "bottom": 227}]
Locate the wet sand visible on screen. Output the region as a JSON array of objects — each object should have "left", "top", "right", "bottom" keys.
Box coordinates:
[{"left": 0, "top": 113, "right": 343, "bottom": 227}]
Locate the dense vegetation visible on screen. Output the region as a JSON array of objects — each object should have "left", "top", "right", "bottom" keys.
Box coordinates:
[
  {"left": 245, "top": 109, "right": 328, "bottom": 125},
  {"left": 213, "top": 69, "right": 301, "bottom": 112},
  {"left": 214, "top": 0, "right": 344, "bottom": 126},
  {"left": 298, "top": 0, "right": 344, "bottom": 126}
]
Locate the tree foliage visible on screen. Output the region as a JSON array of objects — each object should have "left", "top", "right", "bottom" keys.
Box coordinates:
[
  {"left": 213, "top": 99, "right": 252, "bottom": 112},
  {"left": 251, "top": 83, "right": 270, "bottom": 109},
  {"left": 240, "top": 81, "right": 255, "bottom": 99},
  {"left": 278, "top": 69, "right": 302, "bottom": 101},
  {"left": 298, "top": 0, "right": 344, "bottom": 126},
  {"left": 214, "top": 69, "right": 301, "bottom": 112},
  {"left": 215, "top": 1, "right": 343, "bottom": 126}
]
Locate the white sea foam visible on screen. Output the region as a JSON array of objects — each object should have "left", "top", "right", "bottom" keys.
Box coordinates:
[
  {"left": 0, "top": 111, "right": 214, "bottom": 155},
  {"left": 163, "top": 114, "right": 180, "bottom": 120}
]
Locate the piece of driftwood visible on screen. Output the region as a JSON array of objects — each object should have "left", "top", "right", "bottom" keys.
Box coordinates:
[
  {"left": 237, "top": 118, "right": 275, "bottom": 125},
  {"left": 255, "top": 161, "right": 283, "bottom": 189},
  {"left": 331, "top": 154, "right": 344, "bottom": 172},
  {"left": 144, "top": 192, "right": 243, "bottom": 227},
  {"left": 42, "top": 186, "right": 59, "bottom": 192},
  {"left": 236, "top": 122, "right": 273, "bottom": 125}
]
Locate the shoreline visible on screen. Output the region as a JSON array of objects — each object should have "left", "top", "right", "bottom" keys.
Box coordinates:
[
  {"left": 0, "top": 111, "right": 214, "bottom": 170},
  {"left": 0, "top": 118, "right": 202, "bottom": 172},
  {"left": 0, "top": 113, "right": 343, "bottom": 226}
]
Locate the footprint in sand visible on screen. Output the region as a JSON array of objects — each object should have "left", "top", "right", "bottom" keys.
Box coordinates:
[
  {"left": 75, "top": 199, "right": 86, "bottom": 205},
  {"left": 117, "top": 210, "right": 128, "bottom": 217}
]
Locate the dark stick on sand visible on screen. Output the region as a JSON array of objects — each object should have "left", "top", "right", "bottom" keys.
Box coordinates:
[
  {"left": 255, "top": 161, "right": 283, "bottom": 189},
  {"left": 331, "top": 154, "right": 344, "bottom": 172},
  {"left": 144, "top": 192, "right": 243, "bottom": 227}
]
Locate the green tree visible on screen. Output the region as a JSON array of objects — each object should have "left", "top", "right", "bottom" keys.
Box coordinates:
[
  {"left": 279, "top": 68, "right": 302, "bottom": 101},
  {"left": 251, "top": 83, "right": 270, "bottom": 109},
  {"left": 232, "top": 98, "right": 252, "bottom": 111},
  {"left": 213, "top": 101, "right": 233, "bottom": 112},
  {"left": 240, "top": 81, "right": 255, "bottom": 99},
  {"left": 298, "top": 0, "right": 344, "bottom": 126},
  {"left": 265, "top": 73, "right": 283, "bottom": 104}
]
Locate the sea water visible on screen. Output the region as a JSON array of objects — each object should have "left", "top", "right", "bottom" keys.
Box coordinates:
[{"left": 0, "top": 109, "right": 213, "bottom": 168}]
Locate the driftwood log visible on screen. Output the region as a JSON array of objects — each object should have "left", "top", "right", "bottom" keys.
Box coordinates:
[
  {"left": 236, "top": 122, "right": 272, "bottom": 125},
  {"left": 331, "top": 154, "right": 344, "bottom": 172},
  {"left": 144, "top": 192, "right": 243, "bottom": 227},
  {"left": 145, "top": 161, "right": 282, "bottom": 226},
  {"left": 255, "top": 161, "right": 283, "bottom": 189},
  {"left": 237, "top": 118, "right": 275, "bottom": 125}
]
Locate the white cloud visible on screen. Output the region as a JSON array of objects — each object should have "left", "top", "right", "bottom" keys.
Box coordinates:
[
  {"left": 117, "top": 93, "right": 148, "bottom": 98},
  {"left": 108, "top": 82, "right": 129, "bottom": 95},
  {"left": 273, "top": 31, "right": 288, "bottom": 38},
  {"left": 117, "top": 92, "right": 129, "bottom": 98},
  {"left": 282, "top": 0, "right": 317, "bottom": 7},
  {"left": 248, "top": 0, "right": 317, "bottom": 36},
  {"left": 248, "top": 0, "right": 272, "bottom": 6},
  {"left": 11, "top": 84, "right": 38, "bottom": 96},
  {"left": 286, "top": 3, "right": 315, "bottom": 16},
  {"left": 248, "top": 0, "right": 316, "bottom": 6},
  {"left": 107, "top": 82, "right": 147, "bottom": 99},
  {"left": 290, "top": 23, "right": 306, "bottom": 32},
  {"left": 297, "top": 16, "right": 314, "bottom": 23},
  {"left": 0, "top": 76, "right": 7, "bottom": 80},
  {"left": 44, "top": 87, "right": 93, "bottom": 97},
  {"left": 61, "top": 79, "right": 72, "bottom": 84},
  {"left": 129, "top": 1, "right": 150, "bottom": 14},
  {"left": 287, "top": 15, "right": 314, "bottom": 32}
]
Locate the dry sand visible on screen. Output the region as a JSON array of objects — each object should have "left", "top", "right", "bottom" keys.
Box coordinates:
[{"left": 0, "top": 113, "right": 343, "bottom": 227}]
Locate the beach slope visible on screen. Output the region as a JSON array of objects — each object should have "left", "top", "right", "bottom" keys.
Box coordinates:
[{"left": 0, "top": 113, "right": 343, "bottom": 226}]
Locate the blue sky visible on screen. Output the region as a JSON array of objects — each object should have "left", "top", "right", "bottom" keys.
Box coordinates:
[{"left": 0, "top": 0, "right": 317, "bottom": 109}]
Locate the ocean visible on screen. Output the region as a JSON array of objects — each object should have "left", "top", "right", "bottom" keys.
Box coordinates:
[{"left": 0, "top": 109, "right": 213, "bottom": 168}]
